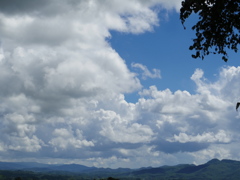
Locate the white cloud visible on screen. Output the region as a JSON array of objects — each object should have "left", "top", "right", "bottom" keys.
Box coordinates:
[
  {"left": 132, "top": 63, "right": 161, "bottom": 80},
  {"left": 168, "top": 130, "right": 231, "bottom": 143},
  {"left": 190, "top": 145, "right": 233, "bottom": 165},
  {"left": 49, "top": 128, "right": 94, "bottom": 151},
  {"left": 1, "top": 0, "right": 240, "bottom": 169}
]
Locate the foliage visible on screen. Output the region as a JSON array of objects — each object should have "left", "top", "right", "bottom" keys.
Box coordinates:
[{"left": 180, "top": 0, "right": 240, "bottom": 61}]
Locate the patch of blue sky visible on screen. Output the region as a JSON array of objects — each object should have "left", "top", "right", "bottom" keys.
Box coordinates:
[{"left": 109, "top": 11, "right": 239, "bottom": 103}]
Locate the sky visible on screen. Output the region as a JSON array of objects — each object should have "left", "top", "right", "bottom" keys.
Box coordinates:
[{"left": 0, "top": 0, "right": 240, "bottom": 169}]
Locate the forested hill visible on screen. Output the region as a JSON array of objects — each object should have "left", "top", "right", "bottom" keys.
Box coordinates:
[{"left": 0, "top": 159, "right": 240, "bottom": 180}]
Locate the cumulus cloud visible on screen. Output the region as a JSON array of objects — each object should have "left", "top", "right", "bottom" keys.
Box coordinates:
[
  {"left": 49, "top": 128, "right": 94, "bottom": 151},
  {"left": 1, "top": 0, "right": 240, "bottom": 169},
  {"left": 132, "top": 63, "right": 161, "bottom": 80},
  {"left": 168, "top": 130, "right": 231, "bottom": 143}
]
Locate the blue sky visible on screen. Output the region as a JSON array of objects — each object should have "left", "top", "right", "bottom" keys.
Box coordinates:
[
  {"left": 110, "top": 11, "right": 239, "bottom": 97},
  {"left": 0, "top": 0, "right": 240, "bottom": 169}
]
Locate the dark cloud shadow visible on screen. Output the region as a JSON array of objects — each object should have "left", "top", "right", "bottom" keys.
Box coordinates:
[
  {"left": 0, "top": 0, "right": 48, "bottom": 15},
  {"left": 152, "top": 140, "right": 209, "bottom": 153}
]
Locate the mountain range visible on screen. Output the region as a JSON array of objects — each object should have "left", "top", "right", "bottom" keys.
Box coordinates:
[{"left": 0, "top": 159, "right": 240, "bottom": 179}]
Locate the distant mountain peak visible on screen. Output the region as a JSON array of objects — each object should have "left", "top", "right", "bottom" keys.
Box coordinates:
[{"left": 206, "top": 158, "right": 220, "bottom": 164}]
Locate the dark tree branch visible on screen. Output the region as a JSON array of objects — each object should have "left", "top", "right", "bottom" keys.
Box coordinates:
[{"left": 180, "top": 0, "right": 240, "bottom": 61}]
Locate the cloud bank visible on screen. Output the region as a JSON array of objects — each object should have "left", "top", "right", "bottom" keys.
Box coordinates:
[{"left": 0, "top": 0, "right": 240, "bottom": 168}]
